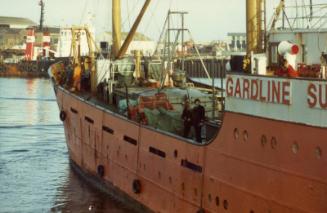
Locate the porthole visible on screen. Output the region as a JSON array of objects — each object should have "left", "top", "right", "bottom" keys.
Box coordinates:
[
  {"left": 315, "top": 147, "right": 322, "bottom": 159},
  {"left": 234, "top": 128, "right": 239, "bottom": 140},
  {"left": 261, "top": 135, "right": 267, "bottom": 147},
  {"left": 271, "top": 137, "right": 277, "bottom": 149},
  {"left": 292, "top": 142, "right": 299, "bottom": 154},
  {"left": 243, "top": 130, "right": 248, "bottom": 142},
  {"left": 223, "top": 200, "right": 228, "bottom": 210}
]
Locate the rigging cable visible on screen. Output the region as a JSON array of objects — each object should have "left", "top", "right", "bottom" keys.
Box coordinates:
[
  {"left": 121, "top": 0, "right": 142, "bottom": 32},
  {"left": 143, "top": 0, "right": 162, "bottom": 37}
]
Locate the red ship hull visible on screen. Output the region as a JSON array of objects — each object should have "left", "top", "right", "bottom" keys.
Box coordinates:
[{"left": 56, "top": 86, "right": 327, "bottom": 213}]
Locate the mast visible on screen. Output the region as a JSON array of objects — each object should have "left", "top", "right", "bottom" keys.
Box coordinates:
[
  {"left": 39, "top": 0, "right": 45, "bottom": 31},
  {"left": 116, "top": 0, "right": 151, "bottom": 59},
  {"left": 112, "top": 0, "right": 122, "bottom": 58},
  {"left": 246, "top": 0, "right": 264, "bottom": 54}
]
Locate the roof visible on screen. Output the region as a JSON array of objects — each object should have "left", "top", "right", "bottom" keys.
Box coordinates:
[
  {"left": 227, "top": 32, "right": 246, "bottom": 37},
  {"left": 0, "top": 28, "right": 22, "bottom": 34},
  {"left": 0, "top": 16, "right": 36, "bottom": 27},
  {"left": 35, "top": 27, "right": 60, "bottom": 34}
]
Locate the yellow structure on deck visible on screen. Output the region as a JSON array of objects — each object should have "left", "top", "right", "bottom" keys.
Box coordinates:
[{"left": 246, "top": 0, "right": 265, "bottom": 54}]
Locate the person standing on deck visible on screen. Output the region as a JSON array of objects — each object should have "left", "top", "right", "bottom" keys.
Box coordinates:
[
  {"left": 192, "top": 99, "right": 205, "bottom": 143},
  {"left": 72, "top": 63, "right": 82, "bottom": 91},
  {"left": 181, "top": 101, "right": 192, "bottom": 138}
]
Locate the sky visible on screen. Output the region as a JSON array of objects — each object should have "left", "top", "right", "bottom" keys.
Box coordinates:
[{"left": 0, "top": 0, "right": 325, "bottom": 42}]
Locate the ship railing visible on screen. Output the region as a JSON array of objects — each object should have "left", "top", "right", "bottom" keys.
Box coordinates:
[{"left": 269, "top": 3, "right": 327, "bottom": 31}]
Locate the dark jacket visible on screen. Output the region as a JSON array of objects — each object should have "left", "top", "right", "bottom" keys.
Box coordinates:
[
  {"left": 192, "top": 105, "right": 205, "bottom": 126},
  {"left": 181, "top": 108, "right": 192, "bottom": 126}
]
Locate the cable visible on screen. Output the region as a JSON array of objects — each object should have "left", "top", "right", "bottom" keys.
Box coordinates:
[
  {"left": 121, "top": 0, "right": 142, "bottom": 32},
  {"left": 143, "top": 0, "right": 161, "bottom": 36}
]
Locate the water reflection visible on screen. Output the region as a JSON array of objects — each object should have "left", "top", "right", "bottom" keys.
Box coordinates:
[
  {"left": 0, "top": 78, "right": 130, "bottom": 213},
  {"left": 52, "top": 168, "right": 133, "bottom": 213}
]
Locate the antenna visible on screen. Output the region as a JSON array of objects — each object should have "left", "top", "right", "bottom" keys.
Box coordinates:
[{"left": 39, "top": 0, "right": 45, "bottom": 31}]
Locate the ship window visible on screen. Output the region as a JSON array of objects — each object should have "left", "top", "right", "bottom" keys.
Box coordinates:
[
  {"left": 181, "top": 159, "right": 202, "bottom": 173},
  {"left": 102, "top": 125, "right": 114, "bottom": 134},
  {"left": 174, "top": 150, "right": 178, "bottom": 158},
  {"left": 85, "top": 116, "right": 94, "bottom": 124},
  {"left": 70, "top": 107, "right": 78, "bottom": 114},
  {"left": 149, "top": 146, "right": 166, "bottom": 158},
  {"left": 123, "top": 135, "right": 137, "bottom": 146},
  {"left": 215, "top": 196, "right": 220, "bottom": 206}
]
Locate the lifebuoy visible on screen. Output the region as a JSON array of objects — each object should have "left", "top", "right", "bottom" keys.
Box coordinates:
[
  {"left": 97, "top": 165, "right": 105, "bottom": 177},
  {"left": 132, "top": 179, "right": 141, "bottom": 194},
  {"left": 59, "top": 111, "right": 66, "bottom": 121}
]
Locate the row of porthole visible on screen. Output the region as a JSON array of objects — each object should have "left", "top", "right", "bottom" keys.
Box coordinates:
[
  {"left": 233, "top": 128, "right": 323, "bottom": 159},
  {"left": 292, "top": 141, "right": 323, "bottom": 159},
  {"left": 233, "top": 128, "right": 248, "bottom": 142},
  {"left": 207, "top": 193, "right": 229, "bottom": 210}
]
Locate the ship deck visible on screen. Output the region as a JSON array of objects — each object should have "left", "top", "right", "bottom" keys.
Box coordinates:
[{"left": 60, "top": 85, "right": 223, "bottom": 144}]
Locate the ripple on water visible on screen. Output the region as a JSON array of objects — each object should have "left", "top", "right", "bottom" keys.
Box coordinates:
[{"left": 0, "top": 78, "right": 131, "bottom": 212}]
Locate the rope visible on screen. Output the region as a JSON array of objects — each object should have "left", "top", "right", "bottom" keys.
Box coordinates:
[
  {"left": 143, "top": 0, "right": 161, "bottom": 36},
  {"left": 121, "top": 0, "right": 142, "bottom": 32},
  {"left": 187, "top": 30, "right": 211, "bottom": 81}
]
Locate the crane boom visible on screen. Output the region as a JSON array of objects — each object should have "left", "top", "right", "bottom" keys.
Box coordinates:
[{"left": 270, "top": 0, "right": 285, "bottom": 30}]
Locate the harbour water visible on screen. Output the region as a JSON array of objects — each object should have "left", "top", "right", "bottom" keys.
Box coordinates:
[{"left": 0, "top": 78, "right": 130, "bottom": 213}]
